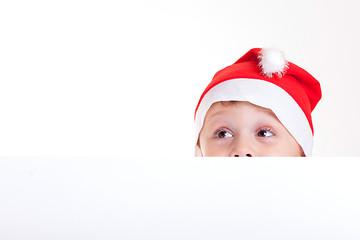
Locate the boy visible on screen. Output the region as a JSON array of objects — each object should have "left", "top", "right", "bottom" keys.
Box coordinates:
[{"left": 194, "top": 48, "right": 322, "bottom": 157}]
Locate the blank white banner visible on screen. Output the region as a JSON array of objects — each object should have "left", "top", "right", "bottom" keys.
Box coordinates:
[{"left": 0, "top": 157, "right": 359, "bottom": 239}]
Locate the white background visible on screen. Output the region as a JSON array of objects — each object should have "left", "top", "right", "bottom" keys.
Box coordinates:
[{"left": 1, "top": 0, "right": 359, "bottom": 156}]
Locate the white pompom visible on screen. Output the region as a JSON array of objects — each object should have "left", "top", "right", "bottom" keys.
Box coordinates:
[{"left": 258, "top": 48, "right": 288, "bottom": 78}]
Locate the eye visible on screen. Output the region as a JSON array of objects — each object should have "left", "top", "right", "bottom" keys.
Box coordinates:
[
  {"left": 257, "top": 128, "right": 275, "bottom": 137},
  {"left": 216, "top": 129, "right": 233, "bottom": 139}
]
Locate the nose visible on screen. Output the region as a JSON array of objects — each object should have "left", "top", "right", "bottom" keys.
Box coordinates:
[
  {"left": 230, "top": 136, "right": 254, "bottom": 157},
  {"left": 234, "top": 153, "right": 252, "bottom": 157}
]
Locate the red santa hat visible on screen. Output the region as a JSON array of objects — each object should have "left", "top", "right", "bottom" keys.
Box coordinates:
[{"left": 194, "top": 48, "right": 322, "bottom": 156}]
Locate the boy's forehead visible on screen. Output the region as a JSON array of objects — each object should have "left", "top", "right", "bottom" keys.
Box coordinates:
[
  {"left": 206, "top": 101, "right": 275, "bottom": 118},
  {"left": 203, "top": 101, "right": 285, "bottom": 131}
]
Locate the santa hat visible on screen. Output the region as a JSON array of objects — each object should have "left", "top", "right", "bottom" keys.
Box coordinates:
[{"left": 194, "top": 48, "right": 322, "bottom": 156}]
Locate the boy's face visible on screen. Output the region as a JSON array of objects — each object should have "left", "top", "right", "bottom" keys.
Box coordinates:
[{"left": 198, "top": 101, "right": 304, "bottom": 157}]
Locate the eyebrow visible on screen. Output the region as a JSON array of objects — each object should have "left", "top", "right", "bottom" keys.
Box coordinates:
[
  {"left": 207, "top": 110, "right": 227, "bottom": 120},
  {"left": 204, "top": 112, "right": 233, "bottom": 130}
]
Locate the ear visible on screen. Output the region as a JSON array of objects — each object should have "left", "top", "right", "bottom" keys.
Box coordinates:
[
  {"left": 195, "top": 140, "right": 204, "bottom": 157},
  {"left": 301, "top": 148, "right": 306, "bottom": 157}
]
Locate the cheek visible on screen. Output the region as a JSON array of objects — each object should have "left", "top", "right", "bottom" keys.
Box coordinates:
[
  {"left": 285, "top": 141, "right": 303, "bottom": 156},
  {"left": 280, "top": 134, "right": 303, "bottom": 156},
  {"left": 257, "top": 137, "right": 302, "bottom": 156},
  {"left": 199, "top": 136, "right": 232, "bottom": 157}
]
